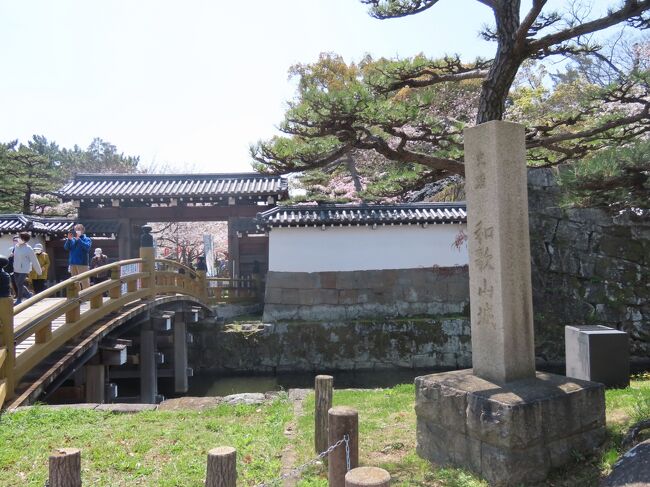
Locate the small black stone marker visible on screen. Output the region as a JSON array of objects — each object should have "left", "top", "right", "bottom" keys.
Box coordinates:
[
  {"left": 0, "top": 255, "right": 10, "bottom": 298},
  {"left": 140, "top": 225, "right": 154, "bottom": 248}
]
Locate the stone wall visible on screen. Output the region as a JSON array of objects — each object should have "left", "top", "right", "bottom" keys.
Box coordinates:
[
  {"left": 190, "top": 317, "right": 472, "bottom": 373},
  {"left": 252, "top": 169, "right": 648, "bottom": 366},
  {"left": 528, "top": 168, "right": 649, "bottom": 363},
  {"left": 263, "top": 266, "right": 469, "bottom": 322}
]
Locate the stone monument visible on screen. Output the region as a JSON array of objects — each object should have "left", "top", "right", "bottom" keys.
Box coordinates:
[{"left": 415, "top": 121, "right": 607, "bottom": 486}]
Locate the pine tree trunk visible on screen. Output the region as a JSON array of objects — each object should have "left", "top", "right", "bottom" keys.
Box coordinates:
[
  {"left": 22, "top": 189, "right": 32, "bottom": 215},
  {"left": 476, "top": 0, "right": 523, "bottom": 124},
  {"left": 345, "top": 154, "right": 363, "bottom": 193}
]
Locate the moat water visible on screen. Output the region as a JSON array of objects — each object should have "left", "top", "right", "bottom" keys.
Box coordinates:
[{"left": 183, "top": 368, "right": 445, "bottom": 396}]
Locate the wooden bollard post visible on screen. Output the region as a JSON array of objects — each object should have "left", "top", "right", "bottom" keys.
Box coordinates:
[
  {"left": 315, "top": 375, "right": 333, "bottom": 454},
  {"left": 345, "top": 467, "right": 390, "bottom": 487},
  {"left": 205, "top": 447, "right": 236, "bottom": 487},
  {"left": 48, "top": 448, "right": 81, "bottom": 487},
  {"left": 328, "top": 406, "right": 359, "bottom": 487}
]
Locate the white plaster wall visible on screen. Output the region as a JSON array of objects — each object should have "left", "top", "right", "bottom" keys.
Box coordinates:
[{"left": 268, "top": 224, "right": 468, "bottom": 272}]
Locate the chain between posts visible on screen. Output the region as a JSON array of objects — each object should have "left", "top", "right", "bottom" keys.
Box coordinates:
[{"left": 255, "top": 434, "right": 350, "bottom": 487}]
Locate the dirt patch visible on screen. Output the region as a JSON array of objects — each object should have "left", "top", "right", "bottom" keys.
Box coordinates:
[
  {"left": 279, "top": 389, "right": 311, "bottom": 486},
  {"left": 607, "top": 409, "right": 631, "bottom": 425}
]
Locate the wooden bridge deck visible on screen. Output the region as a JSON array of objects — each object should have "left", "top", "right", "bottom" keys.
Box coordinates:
[{"left": 14, "top": 297, "right": 107, "bottom": 357}]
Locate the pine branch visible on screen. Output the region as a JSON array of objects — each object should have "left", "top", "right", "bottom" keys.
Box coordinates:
[{"left": 526, "top": 1, "right": 650, "bottom": 55}]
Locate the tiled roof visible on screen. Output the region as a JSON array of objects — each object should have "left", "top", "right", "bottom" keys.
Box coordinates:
[
  {"left": 0, "top": 214, "right": 119, "bottom": 237},
  {"left": 257, "top": 202, "right": 467, "bottom": 228},
  {"left": 58, "top": 173, "right": 289, "bottom": 201}
]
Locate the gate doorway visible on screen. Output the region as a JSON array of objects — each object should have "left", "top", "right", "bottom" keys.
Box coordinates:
[{"left": 57, "top": 172, "right": 288, "bottom": 279}]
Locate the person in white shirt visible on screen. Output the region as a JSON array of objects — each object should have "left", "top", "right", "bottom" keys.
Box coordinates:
[{"left": 12, "top": 232, "right": 42, "bottom": 305}]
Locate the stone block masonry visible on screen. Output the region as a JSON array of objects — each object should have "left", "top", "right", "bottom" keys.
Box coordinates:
[
  {"left": 528, "top": 168, "right": 649, "bottom": 364},
  {"left": 416, "top": 370, "right": 606, "bottom": 486},
  {"left": 190, "top": 317, "right": 472, "bottom": 373},
  {"left": 263, "top": 266, "right": 469, "bottom": 322}
]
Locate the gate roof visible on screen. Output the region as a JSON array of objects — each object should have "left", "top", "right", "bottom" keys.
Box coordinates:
[
  {"left": 58, "top": 172, "right": 288, "bottom": 204},
  {"left": 0, "top": 214, "right": 119, "bottom": 237},
  {"left": 257, "top": 202, "right": 467, "bottom": 228}
]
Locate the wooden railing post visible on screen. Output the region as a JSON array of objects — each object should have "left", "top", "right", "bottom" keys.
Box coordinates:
[
  {"left": 140, "top": 225, "right": 155, "bottom": 297},
  {"left": 109, "top": 267, "right": 121, "bottom": 300},
  {"left": 65, "top": 282, "right": 80, "bottom": 324},
  {"left": 90, "top": 276, "right": 104, "bottom": 309},
  {"left": 126, "top": 276, "right": 137, "bottom": 293},
  {"left": 35, "top": 320, "right": 52, "bottom": 344},
  {"left": 0, "top": 255, "right": 15, "bottom": 405}
]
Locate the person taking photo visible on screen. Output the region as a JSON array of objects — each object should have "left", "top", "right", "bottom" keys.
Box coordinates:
[{"left": 64, "top": 223, "right": 92, "bottom": 290}]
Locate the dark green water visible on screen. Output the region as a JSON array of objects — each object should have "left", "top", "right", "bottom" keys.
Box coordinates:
[
  {"left": 184, "top": 369, "right": 447, "bottom": 396},
  {"left": 181, "top": 362, "right": 575, "bottom": 396}
]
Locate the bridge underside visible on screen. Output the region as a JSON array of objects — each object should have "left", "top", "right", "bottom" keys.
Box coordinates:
[{"left": 6, "top": 295, "right": 210, "bottom": 410}]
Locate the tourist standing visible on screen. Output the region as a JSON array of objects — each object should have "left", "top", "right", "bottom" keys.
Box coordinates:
[
  {"left": 29, "top": 243, "right": 50, "bottom": 294},
  {"left": 90, "top": 247, "right": 109, "bottom": 284},
  {"left": 64, "top": 223, "right": 92, "bottom": 290},
  {"left": 12, "top": 232, "right": 42, "bottom": 305}
]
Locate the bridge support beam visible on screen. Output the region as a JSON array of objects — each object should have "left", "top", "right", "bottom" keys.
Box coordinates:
[
  {"left": 140, "top": 325, "right": 158, "bottom": 404},
  {"left": 85, "top": 365, "right": 105, "bottom": 403},
  {"left": 174, "top": 318, "right": 188, "bottom": 393}
]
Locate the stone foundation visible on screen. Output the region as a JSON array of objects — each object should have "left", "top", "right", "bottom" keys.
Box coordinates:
[
  {"left": 190, "top": 317, "right": 472, "bottom": 373},
  {"left": 415, "top": 369, "right": 606, "bottom": 486},
  {"left": 263, "top": 266, "right": 469, "bottom": 322}
]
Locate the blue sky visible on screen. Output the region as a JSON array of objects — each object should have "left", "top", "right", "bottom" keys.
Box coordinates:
[{"left": 0, "top": 0, "right": 606, "bottom": 173}]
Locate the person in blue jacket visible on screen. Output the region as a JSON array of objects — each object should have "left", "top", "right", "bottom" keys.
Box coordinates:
[{"left": 64, "top": 223, "right": 92, "bottom": 289}]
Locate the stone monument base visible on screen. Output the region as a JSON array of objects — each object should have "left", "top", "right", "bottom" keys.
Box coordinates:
[{"left": 415, "top": 369, "right": 606, "bottom": 486}]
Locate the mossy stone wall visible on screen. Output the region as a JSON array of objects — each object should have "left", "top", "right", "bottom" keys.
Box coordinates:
[
  {"left": 190, "top": 317, "right": 471, "bottom": 373},
  {"left": 528, "top": 168, "right": 649, "bottom": 363}
]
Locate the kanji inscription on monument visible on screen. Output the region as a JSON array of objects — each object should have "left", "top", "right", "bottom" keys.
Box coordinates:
[{"left": 464, "top": 121, "right": 536, "bottom": 384}]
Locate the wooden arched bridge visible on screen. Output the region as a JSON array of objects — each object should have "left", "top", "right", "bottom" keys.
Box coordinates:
[{"left": 0, "top": 227, "right": 259, "bottom": 411}]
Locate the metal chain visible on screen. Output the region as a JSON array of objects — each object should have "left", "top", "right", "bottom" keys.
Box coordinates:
[
  {"left": 345, "top": 434, "right": 350, "bottom": 472},
  {"left": 256, "top": 434, "right": 350, "bottom": 487}
]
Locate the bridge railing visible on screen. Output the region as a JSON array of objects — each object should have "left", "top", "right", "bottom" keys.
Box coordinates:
[
  {"left": 0, "top": 225, "right": 208, "bottom": 410},
  {"left": 205, "top": 275, "right": 261, "bottom": 304},
  {"left": 154, "top": 258, "right": 207, "bottom": 301}
]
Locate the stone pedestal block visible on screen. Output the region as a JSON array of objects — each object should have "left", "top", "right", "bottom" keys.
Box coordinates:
[
  {"left": 565, "top": 325, "right": 629, "bottom": 388},
  {"left": 415, "top": 369, "right": 606, "bottom": 486}
]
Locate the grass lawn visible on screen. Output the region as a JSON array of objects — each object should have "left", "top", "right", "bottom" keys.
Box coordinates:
[
  {"left": 0, "top": 375, "right": 648, "bottom": 486},
  {"left": 0, "top": 401, "right": 292, "bottom": 486},
  {"left": 293, "top": 375, "right": 650, "bottom": 486}
]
